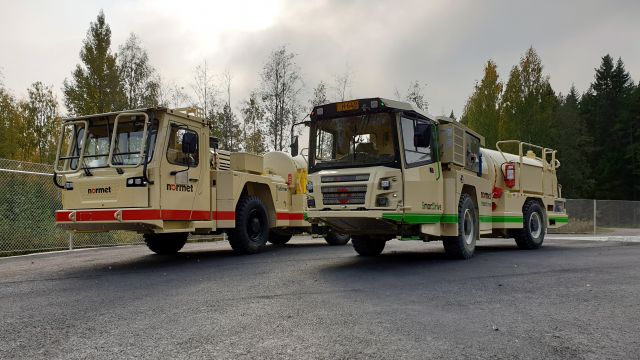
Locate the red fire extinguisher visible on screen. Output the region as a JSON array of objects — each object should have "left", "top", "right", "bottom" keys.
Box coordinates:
[{"left": 504, "top": 163, "right": 516, "bottom": 188}]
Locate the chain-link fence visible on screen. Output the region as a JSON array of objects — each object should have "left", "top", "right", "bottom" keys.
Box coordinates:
[
  {"left": 2, "top": 158, "right": 639, "bottom": 255},
  {"left": 0, "top": 159, "right": 141, "bottom": 256},
  {"left": 552, "top": 198, "right": 640, "bottom": 234}
]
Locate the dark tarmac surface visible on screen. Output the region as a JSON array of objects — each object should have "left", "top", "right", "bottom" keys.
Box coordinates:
[{"left": 1, "top": 236, "right": 639, "bottom": 359}]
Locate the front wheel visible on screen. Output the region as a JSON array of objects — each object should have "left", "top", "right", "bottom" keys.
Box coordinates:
[
  {"left": 443, "top": 193, "right": 477, "bottom": 259},
  {"left": 351, "top": 235, "right": 387, "bottom": 256},
  {"left": 143, "top": 233, "right": 188, "bottom": 255},
  {"left": 324, "top": 228, "right": 350, "bottom": 246},
  {"left": 514, "top": 201, "right": 546, "bottom": 250},
  {"left": 228, "top": 196, "right": 270, "bottom": 254}
]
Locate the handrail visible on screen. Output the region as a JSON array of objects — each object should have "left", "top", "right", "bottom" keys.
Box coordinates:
[
  {"left": 107, "top": 112, "right": 149, "bottom": 169},
  {"left": 495, "top": 140, "right": 559, "bottom": 195},
  {"left": 54, "top": 120, "right": 89, "bottom": 174}
]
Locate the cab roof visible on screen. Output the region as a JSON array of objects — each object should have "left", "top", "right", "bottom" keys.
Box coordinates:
[{"left": 62, "top": 107, "right": 206, "bottom": 125}]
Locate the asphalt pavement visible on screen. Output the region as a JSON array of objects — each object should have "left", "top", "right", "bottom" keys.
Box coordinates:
[{"left": 1, "top": 236, "right": 639, "bottom": 359}]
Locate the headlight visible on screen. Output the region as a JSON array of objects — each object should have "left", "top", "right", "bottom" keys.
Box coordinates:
[
  {"left": 307, "top": 198, "right": 316, "bottom": 208},
  {"left": 126, "top": 176, "right": 147, "bottom": 187},
  {"left": 376, "top": 196, "right": 389, "bottom": 207},
  {"left": 306, "top": 181, "right": 314, "bottom": 193},
  {"left": 380, "top": 179, "right": 391, "bottom": 190}
]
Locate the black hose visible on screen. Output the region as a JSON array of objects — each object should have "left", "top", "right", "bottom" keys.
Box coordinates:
[{"left": 52, "top": 171, "right": 65, "bottom": 189}]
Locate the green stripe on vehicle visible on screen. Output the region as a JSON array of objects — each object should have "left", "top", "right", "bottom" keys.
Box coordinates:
[
  {"left": 383, "top": 213, "right": 525, "bottom": 224},
  {"left": 491, "top": 216, "right": 524, "bottom": 223},
  {"left": 550, "top": 216, "right": 569, "bottom": 223},
  {"left": 303, "top": 212, "right": 308, "bottom": 221}
]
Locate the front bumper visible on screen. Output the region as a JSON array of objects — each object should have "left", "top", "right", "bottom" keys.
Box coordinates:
[
  {"left": 56, "top": 209, "right": 173, "bottom": 232},
  {"left": 306, "top": 210, "right": 401, "bottom": 235}
]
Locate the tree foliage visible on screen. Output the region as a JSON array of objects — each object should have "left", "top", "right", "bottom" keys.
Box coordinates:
[
  {"left": 63, "top": 10, "right": 125, "bottom": 115},
  {"left": 117, "top": 33, "right": 160, "bottom": 108},
  {"left": 259, "top": 46, "right": 303, "bottom": 151},
  {"left": 461, "top": 60, "right": 502, "bottom": 148},
  {"left": 240, "top": 91, "right": 267, "bottom": 154},
  {"left": 580, "top": 55, "right": 637, "bottom": 199}
]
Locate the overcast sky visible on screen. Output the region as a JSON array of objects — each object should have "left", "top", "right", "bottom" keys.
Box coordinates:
[{"left": 1, "top": 0, "right": 639, "bottom": 117}]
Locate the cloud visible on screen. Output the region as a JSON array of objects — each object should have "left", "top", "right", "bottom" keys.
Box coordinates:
[{"left": 0, "top": 0, "right": 638, "bottom": 117}]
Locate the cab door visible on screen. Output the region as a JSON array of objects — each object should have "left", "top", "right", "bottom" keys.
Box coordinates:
[
  {"left": 160, "top": 122, "right": 210, "bottom": 222},
  {"left": 399, "top": 116, "right": 444, "bottom": 233}
]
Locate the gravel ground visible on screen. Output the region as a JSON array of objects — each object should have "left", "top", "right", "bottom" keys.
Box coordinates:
[{"left": 1, "top": 236, "right": 639, "bottom": 359}]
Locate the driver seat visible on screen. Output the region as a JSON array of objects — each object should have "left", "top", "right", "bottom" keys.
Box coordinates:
[{"left": 355, "top": 142, "right": 378, "bottom": 156}]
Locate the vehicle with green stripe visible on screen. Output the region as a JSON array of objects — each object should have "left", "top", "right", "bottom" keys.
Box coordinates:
[{"left": 298, "top": 97, "right": 568, "bottom": 259}]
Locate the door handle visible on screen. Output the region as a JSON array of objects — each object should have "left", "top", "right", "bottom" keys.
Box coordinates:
[{"left": 189, "top": 178, "right": 199, "bottom": 182}]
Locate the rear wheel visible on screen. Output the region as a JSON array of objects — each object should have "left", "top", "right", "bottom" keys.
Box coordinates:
[
  {"left": 268, "top": 230, "right": 293, "bottom": 245},
  {"left": 143, "top": 233, "right": 188, "bottom": 255},
  {"left": 228, "top": 196, "right": 269, "bottom": 254},
  {"left": 323, "top": 228, "right": 350, "bottom": 246},
  {"left": 514, "top": 201, "right": 546, "bottom": 250},
  {"left": 351, "top": 235, "right": 387, "bottom": 256},
  {"left": 443, "top": 193, "right": 477, "bottom": 259}
]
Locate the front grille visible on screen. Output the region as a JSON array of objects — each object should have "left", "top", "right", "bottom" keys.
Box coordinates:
[
  {"left": 321, "top": 185, "right": 367, "bottom": 205},
  {"left": 321, "top": 174, "right": 369, "bottom": 183}
]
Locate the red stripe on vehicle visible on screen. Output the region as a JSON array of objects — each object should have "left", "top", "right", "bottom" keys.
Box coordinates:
[
  {"left": 161, "top": 210, "right": 192, "bottom": 221},
  {"left": 56, "top": 209, "right": 212, "bottom": 222},
  {"left": 121, "top": 209, "right": 161, "bottom": 221},
  {"left": 77, "top": 210, "right": 117, "bottom": 222},
  {"left": 55, "top": 211, "right": 72, "bottom": 222},
  {"left": 190, "top": 210, "right": 211, "bottom": 221},
  {"left": 213, "top": 211, "right": 235, "bottom": 221},
  {"left": 276, "top": 213, "right": 305, "bottom": 221}
]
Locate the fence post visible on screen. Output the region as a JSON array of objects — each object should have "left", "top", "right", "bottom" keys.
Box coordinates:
[
  {"left": 68, "top": 232, "right": 74, "bottom": 250},
  {"left": 593, "top": 199, "right": 596, "bottom": 235}
]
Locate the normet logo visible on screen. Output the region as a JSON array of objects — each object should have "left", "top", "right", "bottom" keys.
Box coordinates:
[
  {"left": 167, "top": 184, "right": 194, "bottom": 192},
  {"left": 87, "top": 187, "right": 112, "bottom": 194}
]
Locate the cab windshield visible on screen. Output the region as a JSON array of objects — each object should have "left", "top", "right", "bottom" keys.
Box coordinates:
[
  {"left": 310, "top": 112, "right": 399, "bottom": 171},
  {"left": 56, "top": 115, "right": 157, "bottom": 171}
]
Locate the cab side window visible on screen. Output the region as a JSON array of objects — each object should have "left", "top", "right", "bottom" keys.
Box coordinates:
[
  {"left": 166, "top": 125, "right": 199, "bottom": 166},
  {"left": 401, "top": 117, "right": 433, "bottom": 167}
]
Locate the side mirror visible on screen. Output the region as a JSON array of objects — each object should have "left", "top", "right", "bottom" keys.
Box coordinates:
[
  {"left": 182, "top": 132, "right": 198, "bottom": 154},
  {"left": 209, "top": 136, "right": 219, "bottom": 150},
  {"left": 290, "top": 136, "right": 299, "bottom": 157},
  {"left": 414, "top": 123, "right": 431, "bottom": 148}
]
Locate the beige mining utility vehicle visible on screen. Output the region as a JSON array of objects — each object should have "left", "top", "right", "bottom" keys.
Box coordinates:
[
  {"left": 53, "top": 107, "right": 349, "bottom": 255},
  {"left": 300, "top": 97, "right": 568, "bottom": 259}
]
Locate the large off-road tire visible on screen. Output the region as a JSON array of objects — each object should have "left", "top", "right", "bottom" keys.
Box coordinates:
[
  {"left": 324, "top": 228, "right": 350, "bottom": 246},
  {"left": 143, "top": 233, "right": 188, "bottom": 255},
  {"left": 351, "top": 235, "right": 387, "bottom": 256},
  {"left": 268, "top": 230, "right": 293, "bottom": 245},
  {"left": 514, "top": 200, "right": 546, "bottom": 250},
  {"left": 443, "top": 193, "right": 478, "bottom": 259},
  {"left": 228, "top": 196, "right": 270, "bottom": 254}
]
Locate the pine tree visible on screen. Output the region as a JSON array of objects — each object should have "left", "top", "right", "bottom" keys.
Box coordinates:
[
  {"left": 551, "top": 87, "right": 593, "bottom": 198},
  {"left": 580, "top": 55, "right": 636, "bottom": 199},
  {"left": 461, "top": 60, "right": 502, "bottom": 149},
  {"left": 63, "top": 10, "right": 125, "bottom": 115}
]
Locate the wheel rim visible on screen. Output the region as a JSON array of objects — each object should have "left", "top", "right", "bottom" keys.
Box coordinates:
[
  {"left": 246, "top": 209, "right": 264, "bottom": 242},
  {"left": 463, "top": 209, "right": 474, "bottom": 245},
  {"left": 529, "top": 212, "right": 542, "bottom": 238}
]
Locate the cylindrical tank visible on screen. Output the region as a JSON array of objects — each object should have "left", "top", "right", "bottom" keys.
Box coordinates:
[{"left": 263, "top": 151, "right": 308, "bottom": 193}]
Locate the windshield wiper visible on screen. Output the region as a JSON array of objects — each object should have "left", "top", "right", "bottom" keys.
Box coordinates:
[{"left": 81, "top": 159, "right": 93, "bottom": 176}]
